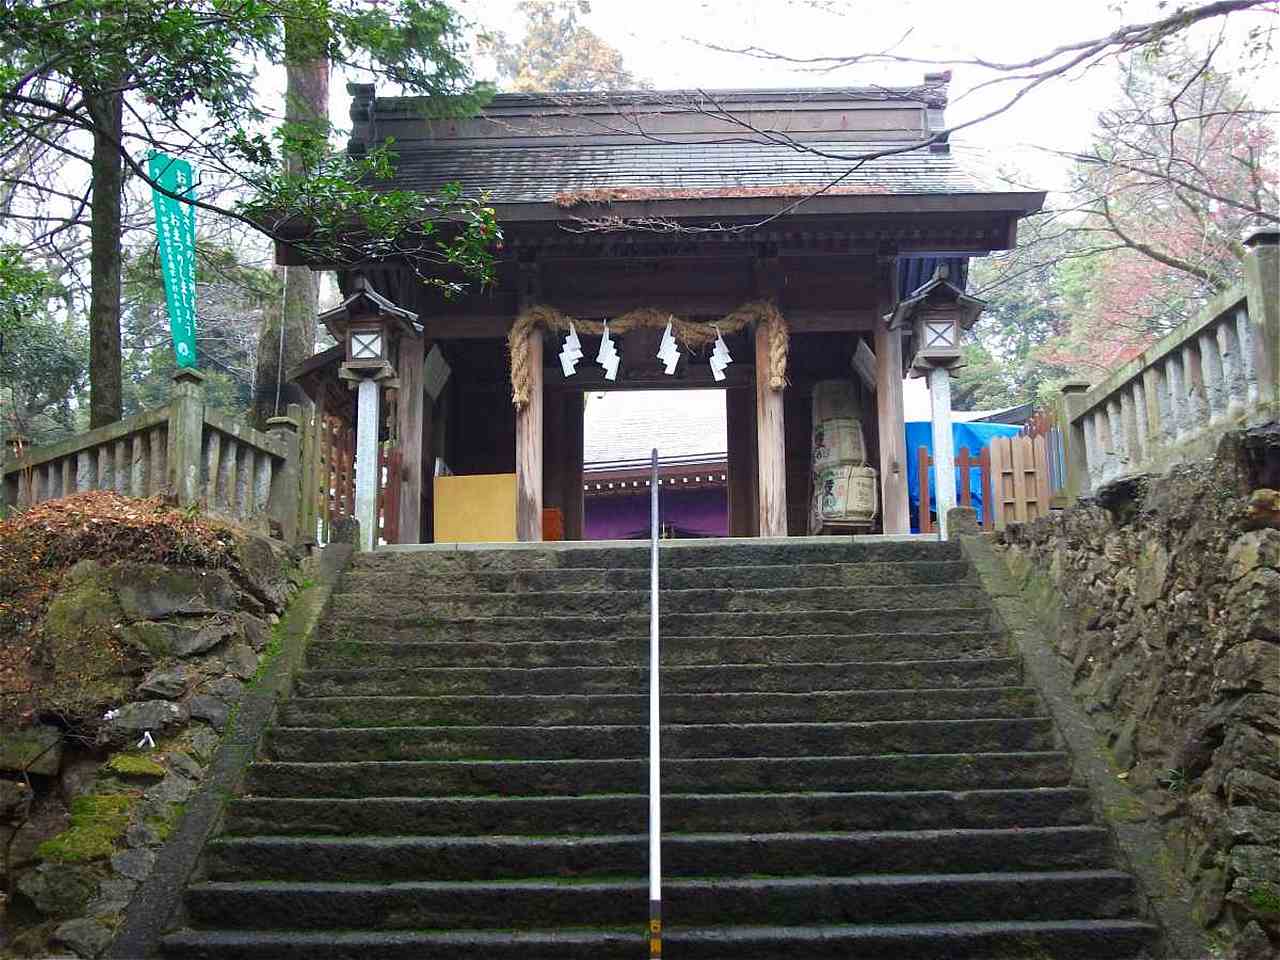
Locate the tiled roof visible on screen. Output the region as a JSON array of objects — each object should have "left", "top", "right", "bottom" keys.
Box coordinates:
[{"left": 382, "top": 139, "right": 1007, "bottom": 206}]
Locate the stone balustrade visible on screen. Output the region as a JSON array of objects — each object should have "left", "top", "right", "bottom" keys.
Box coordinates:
[
  {"left": 2, "top": 370, "right": 301, "bottom": 542},
  {"left": 1059, "top": 232, "right": 1278, "bottom": 498}
]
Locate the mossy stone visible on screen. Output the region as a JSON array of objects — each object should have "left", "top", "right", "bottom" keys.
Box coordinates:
[
  {"left": 36, "top": 793, "right": 133, "bottom": 863},
  {"left": 0, "top": 724, "right": 63, "bottom": 776},
  {"left": 105, "top": 752, "right": 167, "bottom": 779},
  {"left": 16, "top": 861, "right": 98, "bottom": 918},
  {"left": 40, "top": 569, "right": 130, "bottom": 717},
  {"left": 110, "top": 563, "right": 238, "bottom": 619}
]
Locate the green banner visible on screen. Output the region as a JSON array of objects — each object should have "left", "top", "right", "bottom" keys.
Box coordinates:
[{"left": 148, "top": 152, "right": 198, "bottom": 367}]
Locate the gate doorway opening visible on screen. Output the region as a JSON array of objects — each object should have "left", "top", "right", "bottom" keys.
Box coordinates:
[{"left": 580, "top": 390, "right": 728, "bottom": 541}]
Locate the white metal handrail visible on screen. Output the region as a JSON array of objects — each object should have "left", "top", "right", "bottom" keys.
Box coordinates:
[{"left": 648, "top": 447, "right": 662, "bottom": 957}]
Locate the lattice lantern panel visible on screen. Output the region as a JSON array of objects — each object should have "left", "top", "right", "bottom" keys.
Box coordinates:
[
  {"left": 911, "top": 307, "right": 963, "bottom": 368},
  {"left": 349, "top": 328, "right": 385, "bottom": 361}
]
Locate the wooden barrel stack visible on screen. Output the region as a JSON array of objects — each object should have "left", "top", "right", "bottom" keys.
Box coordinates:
[{"left": 810, "top": 380, "right": 879, "bottom": 533}]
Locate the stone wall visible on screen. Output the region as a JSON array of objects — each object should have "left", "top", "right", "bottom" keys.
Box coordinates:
[
  {"left": 997, "top": 425, "right": 1280, "bottom": 959},
  {"left": 0, "top": 532, "right": 302, "bottom": 958}
]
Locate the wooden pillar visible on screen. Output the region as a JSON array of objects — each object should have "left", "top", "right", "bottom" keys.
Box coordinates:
[
  {"left": 562, "top": 390, "right": 585, "bottom": 541},
  {"left": 755, "top": 323, "right": 787, "bottom": 538},
  {"left": 928, "top": 366, "right": 956, "bottom": 540},
  {"left": 354, "top": 377, "right": 381, "bottom": 552},
  {"left": 726, "top": 386, "right": 757, "bottom": 537},
  {"left": 543, "top": 385, "right": 565, "bottom": 509},
  {"left": 516, "top": 330, "right": 544, "bottom": 541},
  {"left": 397, "top": 332, "right": 425, "bottom": 544},
  {"left": 420, "top": 382, "right": 436, "bottom": 543},
  {"left": 875, "top": 258, "right": 910, "bottom": 534}
]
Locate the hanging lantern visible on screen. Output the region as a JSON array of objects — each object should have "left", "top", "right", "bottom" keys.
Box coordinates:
[
  {"left": 885, "top": 264, "right": 985, "bottom": 376},
  {"left": 319, "top": 274, "right": 419, "bottom": 385}
]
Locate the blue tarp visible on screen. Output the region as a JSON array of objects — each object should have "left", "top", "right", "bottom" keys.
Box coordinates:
[{"left": 905, "top": 420, "right": 1022, "bottom": 531}]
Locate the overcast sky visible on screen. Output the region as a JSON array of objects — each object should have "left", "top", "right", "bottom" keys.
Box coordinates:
[{"left": 446, "top": 0, "right": 1278, "bottom": 189}]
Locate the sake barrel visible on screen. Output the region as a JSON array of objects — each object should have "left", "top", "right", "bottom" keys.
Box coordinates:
[
  {"left": 811, "top": 380, "right": 867, "bottom": 468},
  {"left": 812, "top": 417, "right": 867, "bottom": 469},
  {"left": 813, "top": 464, "right": 879, "bottom": 527},
  {"left": 812, "top": 379, "right": 861, "bottom": 423}
]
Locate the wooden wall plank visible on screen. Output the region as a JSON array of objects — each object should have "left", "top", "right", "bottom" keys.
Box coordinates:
[
  {"left": 1033, "top": 435, "right": 1051, "bottom": 520},
  {"left": 1010, "top": 437, "right": 1030, "bottom": 523},
  {"left": 979, "top": 446, "right": 994, "bottom": 531},
  {"left": 917, "top": 445, "right": 932, "bottom": 534}
]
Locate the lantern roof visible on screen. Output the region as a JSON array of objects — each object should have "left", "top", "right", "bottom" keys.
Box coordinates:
[
  {"left": 885, "top": 264, "right": 986, "bottom": 331},
  {"left": 317, "top": 274, "right": 419, "bottom": 341}
]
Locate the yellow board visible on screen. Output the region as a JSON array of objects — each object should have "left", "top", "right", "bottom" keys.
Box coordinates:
[{"left": 433, "top": 473, "right": 518, "bottom": 543}]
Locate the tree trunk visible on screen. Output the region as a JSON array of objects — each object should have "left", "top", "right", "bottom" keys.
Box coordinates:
[
  {"left": 87, "top": 90, "right": 124, "bottom": 428},
  {"left": 253, "top": 45, "right": 329, "bottom": 428}
]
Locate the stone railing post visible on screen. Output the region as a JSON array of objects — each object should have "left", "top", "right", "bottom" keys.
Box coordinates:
[
  {"left": 1242, "top": 230, "right": 1279, "bottom": 412},
  {"left": 1059, "top": 381, "right": 1092, "bottom": 502},
  {"left": 166, "top": 369, "right": 206, "bottom": 507},
  {"left": 266, "top": 404, "right": 302, "bottom": 544},
  {"left": 2, "top": 435, "right": 29, "bottom": 511}
]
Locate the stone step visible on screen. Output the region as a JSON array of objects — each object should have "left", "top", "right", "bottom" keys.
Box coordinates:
[
  {"left": 325, "top": 584, "right": 989, "bottom": 620},
  {"left": 183, "top": 870, "right": 1136, "bottom": 930},
  {"left": 317, "top": 607, "right": 996, "bottom": 642},
  {"left": 292, "top": 657, "right": 1025, "bottom": 697},
  {"left": 225, "top": 787, "right": 1094, "bottom": 837},
  {"left": 204, "top": 827, "right": 1115, "bottom": 883},
  {"left": 264, "top": 718, "right": 1057, "bottom": 762},
  {"left": 304, "top": 631, "right": 1008, "bottom": 669},
  {"left": 338, "top": 560, "right": 975, "bottom": 594},
  {"left": 351, "top": 539, "right": 963, "bottom": 575},
  {"left": 244, "top": 752, "right": 1075, "bottom": 798},
  {"left": 277, "top": 688, "right": 1044, "bottom": 728},
  {"left": 162, "top": 919, "right": 1157, "bottom": 960}
]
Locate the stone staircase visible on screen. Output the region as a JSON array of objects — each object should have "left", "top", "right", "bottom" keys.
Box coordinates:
[{"left": 162, "top": 539, "right": 1157, "bottom": 958}]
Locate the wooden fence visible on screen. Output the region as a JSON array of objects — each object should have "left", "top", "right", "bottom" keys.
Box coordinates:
[
  {"left": 917, "top": 434, "right": 1052, "bottom": 533},
  {"left": 378, "top": 446, "right": 403, "bottom": 546},
  {"left": 296, "top": 410, "right": 356, "bottom": 545}
]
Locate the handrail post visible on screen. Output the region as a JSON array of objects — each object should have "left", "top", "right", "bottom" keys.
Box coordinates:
[
  {"left": 1058, "top": 380, "right": 1092, "bottom": 503},
  {"left": 648, "top": 447, "right": 662, "bottom": 959},
  {"left": 167, "top": 368, "right": 206, "bottom": 507},
  {"left": 1242, "top": 230, "right": 1279, "bottom": 412},
  {"left": 2, "top": 435, "right": 28, "bottom": 511},
  {"left": 266, "top": 403, "right": 302, "bottom": 544}
]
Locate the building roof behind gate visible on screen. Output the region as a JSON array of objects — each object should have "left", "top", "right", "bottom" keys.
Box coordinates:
[{"left": 346, "top": 82, "right": 1044, "bottom": 225}]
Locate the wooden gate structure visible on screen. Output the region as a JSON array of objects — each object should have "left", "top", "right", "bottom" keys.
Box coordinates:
[{"left": 275, "top": 81, "right": 1045, "bottom": 545}]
